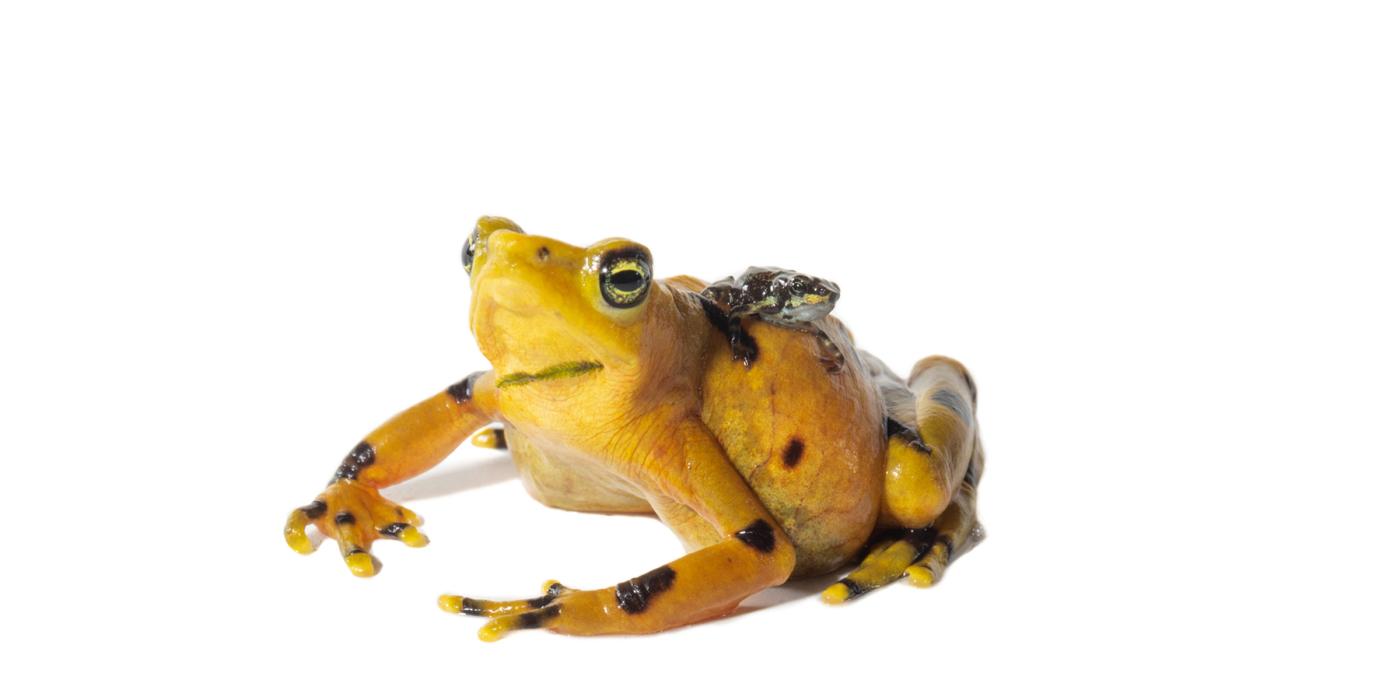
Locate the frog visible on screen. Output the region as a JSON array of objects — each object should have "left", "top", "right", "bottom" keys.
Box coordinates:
[
  {"left": 701, "top": 266, "right": 846, "bottom": 373},
  {"left": 283, "top": 215, "right": 985, "bottom": 641}
]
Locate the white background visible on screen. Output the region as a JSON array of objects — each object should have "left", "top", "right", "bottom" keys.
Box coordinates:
[{"left": 3, "top": 2, "right": 1397, "bottom": 698}]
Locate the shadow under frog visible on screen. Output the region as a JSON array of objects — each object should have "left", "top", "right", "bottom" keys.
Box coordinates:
[{"left": 284, "top": 216, "right": 985, "bottom": 640}]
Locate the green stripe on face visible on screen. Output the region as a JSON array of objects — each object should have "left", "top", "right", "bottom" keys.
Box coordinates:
[{"left": 496, "top": 360, "right": 604, "bottom": 389}]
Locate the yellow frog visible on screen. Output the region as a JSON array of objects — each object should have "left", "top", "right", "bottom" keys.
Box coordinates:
[{"left": 283, "top": 216, "right": 985, "bottom": 640}]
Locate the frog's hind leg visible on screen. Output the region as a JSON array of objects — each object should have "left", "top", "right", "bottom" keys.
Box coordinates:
[{"left": 822, "top": 355, "right": 983, "bottom": 603}]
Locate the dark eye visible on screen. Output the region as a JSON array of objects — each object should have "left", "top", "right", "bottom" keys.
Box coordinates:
[
  {"left": 599, "top": 249, "right": 652, "bottom": 308},
  {"left": 462, "top": 228, "right": 481, "bottom": 275}
]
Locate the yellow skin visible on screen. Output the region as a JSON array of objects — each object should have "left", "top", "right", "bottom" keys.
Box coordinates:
[{"left": 284, "top": 216, "right": 985, "bottom": 640}]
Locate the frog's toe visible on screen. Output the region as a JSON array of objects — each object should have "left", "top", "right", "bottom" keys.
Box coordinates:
[
  {"left": 283, "top": 481, "right": 430, "bottom": 577},
  {"left": 438, "top": 580, "right": 570, "bottom": 618},
  {"left": 822, "top": 527, "right": 949, "bottom": 603},
  {"left": 283, "top": 502, "right": 323, "bottom": 555},
  {"left": 476, "top": 603, "right": 563, "bottom": 642},
  {"left": 729, "top": 332, "right": 759, "bottom": 368}
]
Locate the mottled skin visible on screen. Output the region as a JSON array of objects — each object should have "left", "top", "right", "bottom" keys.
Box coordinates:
[
  {"left": 284, "top": 216, "right": 985, "bottom": 640},
  {"left": 702, "top": 266, "right": 845, "bottom": 372}
]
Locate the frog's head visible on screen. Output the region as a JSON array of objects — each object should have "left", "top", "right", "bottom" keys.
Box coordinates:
[
  {"left": 782, "top": 273, "right": 841, "bottom": 323},
  {"left": 462, "top": 216, "right": 659, "bottom": 380}
]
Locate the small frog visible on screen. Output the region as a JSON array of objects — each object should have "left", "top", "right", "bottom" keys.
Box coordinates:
[
  {"left": 284, "top": 216, "right": 984, "bottom": 640},
  {"left": 701, "top": 266, "right": 845, "bottom": 372}
]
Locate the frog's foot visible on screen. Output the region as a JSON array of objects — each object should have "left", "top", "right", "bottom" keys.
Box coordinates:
[
  {"left": 821, "top": 526, "right": 945, "bottom": 603},
  {"left": 727, "top": 322, "right": 759, "bottom": 368},
  {"left": 439, "top": 580, "right": 576, "bottom": 641},
  {"left": 823, "top": 480, "right": 982, "bottom": 602},
  {"left": 283, "top": 479, "right": 428, "bottom": 577},
  {"left": 469, "top": 426, "right": 508, "bottom": 450}
]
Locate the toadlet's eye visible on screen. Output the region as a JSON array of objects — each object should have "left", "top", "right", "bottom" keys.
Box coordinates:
[{"left": 599, "top": 248, "right": 652, "bottom": 308}]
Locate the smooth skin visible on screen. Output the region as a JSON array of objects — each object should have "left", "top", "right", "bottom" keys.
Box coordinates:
[{"left": 284, "top": 216, "right": 984, "bottom": 640}]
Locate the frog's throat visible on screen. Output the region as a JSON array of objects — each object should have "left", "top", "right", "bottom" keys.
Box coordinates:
[{"left": 495, "top": 360, "right": 604, "bottom": 389}]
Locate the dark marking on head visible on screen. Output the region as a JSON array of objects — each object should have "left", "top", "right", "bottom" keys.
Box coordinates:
[
  {"left": 447, "top": 371, "right": 484, "bottom": 404},
  {"left": 536, "top": 245, "right": 550, "bottom": 261},
  {"left": 378, "top": 522, "right": 408, "bottom": 538},
  {"left": 931, "top": 388, "right": 972, "bottom": 424},
  {"left": 332, "top": 441, "right": 376, "bottom": 482},
  {"left": 614, "top": 565, "right": 677, "bottom": 614},
  {"left": 782, "top": 438, "right": 805, "bottom": 468},
  {"left": 735, "top": 519, "right": 776, "bottom": 553},
  {"left": 334, "top": 511, "right": 356, "bottom": 526},
  {"left": 301, "top": 500, "right": 327, "bottom": 520},
  {"left": 515, "top": 604, "right": 563, "bottom": 629}
]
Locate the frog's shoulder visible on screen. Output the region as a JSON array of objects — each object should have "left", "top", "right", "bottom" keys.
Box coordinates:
[{"left": 664, "top": 274, "right": 708, "bottom": 293}]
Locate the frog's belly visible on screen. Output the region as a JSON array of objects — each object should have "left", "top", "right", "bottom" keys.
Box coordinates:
[{"left": 700, "top": 319, "right": 885, "bottom": 577}]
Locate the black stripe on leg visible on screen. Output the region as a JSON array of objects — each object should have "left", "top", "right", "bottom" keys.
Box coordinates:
[
  {"left": 735, "top": 519, "right": 776, "bottom": 553},
  {"left": 514, "top": 604, "right": 563, "bottom": 629},
  {"left": 839, "top": 578, "right": 867, "bottom": 600},
  {"left": 378, "top": 522, "right": 408, "bottom": 538},
  {"left": 447, "top": 371, "right": 484, "bottom": 404},
  {"left": 332, "top": 441, "right": 376, "bottom": 481},
  {"left": 614, "top": 566, "right": 677, "bottom": 614},
  {"left": 931, "top": 388, "right": 972, "bottom": 424},
  {"left": 301, "top": 500, "right": 328, "bottom": 520},
  {"left": 334, "top": 511, "right": 356, "bottom": 526},
  {"left": 491, "top": 428, "right": 507, "bottom": 449}
]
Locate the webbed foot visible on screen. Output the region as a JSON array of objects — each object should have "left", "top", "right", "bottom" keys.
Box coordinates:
[
  {"left": 283, "top": 480, "right": 428, "bottom": 577},
  {"left": 439, "top": 580, "right": 580, "bottom": 641}
]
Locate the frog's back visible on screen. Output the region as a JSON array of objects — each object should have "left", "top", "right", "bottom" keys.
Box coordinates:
[{"left": 697, "top": 314, "right": 885, "bottom": 576}]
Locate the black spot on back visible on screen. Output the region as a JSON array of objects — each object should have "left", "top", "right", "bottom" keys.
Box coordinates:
[
  {"left": 782, "top": 438, "right": 805, "bottom": 468},
  {"left": 735, "top": 519, "right": 776, "bottom": 553},
  {"left": 614, "top": 565, "right": 677, "bottom": 614}
]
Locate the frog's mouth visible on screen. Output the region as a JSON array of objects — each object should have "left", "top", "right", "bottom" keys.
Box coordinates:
[{"left": 495, "top": 360, "right": 604, "bottom": 389}]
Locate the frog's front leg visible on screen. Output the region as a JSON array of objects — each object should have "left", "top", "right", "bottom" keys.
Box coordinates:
[
  {"left": 283, "top": 371, "right": 500, "bottom": 576},
  {"left": 439, "top": 418, "right": 796, "bottom": 640}
]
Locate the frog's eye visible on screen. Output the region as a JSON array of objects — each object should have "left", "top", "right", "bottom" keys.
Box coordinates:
[
  {"left": 462, "top": 228, "right": 481, "bottom": 275},
  {"left": 599, "top": 249, "right": 652, "bottom": 309}
]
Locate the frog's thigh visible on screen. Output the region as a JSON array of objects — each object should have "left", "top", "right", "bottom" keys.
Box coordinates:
[
  {"left": 824, "top": 355, "right": 984, "bottom": 602},
  {"left": 880, "top": 355, "right": 978, "bottom": 529},
  {"left": 504, "top": 427, "right": 653, "bottom": 515}
]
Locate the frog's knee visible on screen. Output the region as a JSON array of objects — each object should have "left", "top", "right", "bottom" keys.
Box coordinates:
[{"left": 881, "top": 433, "right": 953, "bottom": 528}]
